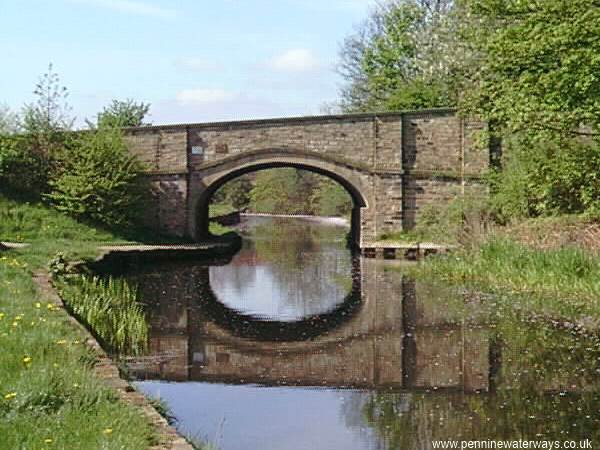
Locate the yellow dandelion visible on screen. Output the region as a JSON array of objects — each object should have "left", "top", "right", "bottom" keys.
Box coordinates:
[
  {"left": 103, "top": 428, "right": 113, "bottom": 435},
  {"left": 46, "top": 303, "right": 54, "bottom": 310},
  {"left": 0, "top": 312, "right": 4, "bottom": 319},
  {"left": 55, "top": 339, "right": 67, "bottom": 345},
  {"left": 73, "top": 383, "right": 80, "bottom": 388},
  {"left": 44, "top": 438, "right": 53, "bottom": 444},
  {"left": 35, "top": 302, "right": 41, "bottom": 309},
  {"left": 73, "top": 340, "right": 80, "bottom": 344},
  {"left": 23, "top": 356, "right": 32, "bottom": 364},
  {"left": 12, "top": 321, "right": 18, "bottom": 327},
  {"left": 4, "top": 392, "right": 16, "bottom": 400},
  {"left": 53, "top": 363, "right": 59, "bottom": 368},
  {"left": 14, "top": 315, "right": 23, "bottom": 321}
]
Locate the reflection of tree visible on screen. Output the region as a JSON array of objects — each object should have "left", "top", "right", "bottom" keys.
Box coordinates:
[{"left": 347, "top": 318, "right": 600, "bottom": 449}]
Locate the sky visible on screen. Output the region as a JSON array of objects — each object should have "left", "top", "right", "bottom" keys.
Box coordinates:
[{"left": 0, "top": 0, "right": 373, "bottom": 126}]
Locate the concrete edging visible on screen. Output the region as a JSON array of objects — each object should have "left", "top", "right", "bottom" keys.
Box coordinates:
[{"left": 32, "top": 271, "right": 193, "bottom": 450}]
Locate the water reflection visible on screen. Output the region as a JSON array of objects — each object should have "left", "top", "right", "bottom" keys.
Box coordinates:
[
  {"left": 210, "top": 218, "right": 353, "bottom": 320},
  {"left": 116, "top": 217, "right": 600, "bottom": 449}
]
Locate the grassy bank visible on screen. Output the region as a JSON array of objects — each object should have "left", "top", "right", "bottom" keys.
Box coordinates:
[
  {"left": 0, "top": 257, "right": 156, "bottom": 449},
  {"left": 406, "top": 220, "right": 600, "bottom": 333},
  {"left": 0, "top": 194, "right": 187, "bottom": 448}
]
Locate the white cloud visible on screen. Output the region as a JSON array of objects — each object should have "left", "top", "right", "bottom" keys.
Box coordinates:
[
  {"left": 175, "top": 57, "right": 219, "bottom": 72},
  {"left": 267, "top": 49, "right": 321, "bottom": 73},
  {"left": 67, "top": 0, "right": 177, "bottom": 19},
  {"left": 176, "top": 88, "right": 237, "bottom": 105}
]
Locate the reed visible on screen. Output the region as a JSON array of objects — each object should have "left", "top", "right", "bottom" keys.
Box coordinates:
[{"left": 57, "top": 275, "right": 149, "bottom": 356}]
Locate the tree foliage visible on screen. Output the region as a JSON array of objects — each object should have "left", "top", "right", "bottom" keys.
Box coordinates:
[
  {"left": 338, "top": 0, "right": 457, "bottom": 112},
  {"left": 93, "top": 99, "right": 151, "bottom": 128},
  {"left": 211, "top": 168, "right": 353, "bottom": 217},
  {"left": 21, "top": 63, "right": 73, "bottom": 152},
  {"left": 460, "top": 0, "right": 600, "bottom": 137},
  {"left": 457, "top": 0, "right": 600, "bottom": 219},
  {"left": 46, "top": 127, "right": 145, "bottom": 227}
]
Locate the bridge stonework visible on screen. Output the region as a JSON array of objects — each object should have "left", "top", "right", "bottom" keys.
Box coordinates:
[{"left": 124, "top": 108, "right": 489, "bottom": 246}]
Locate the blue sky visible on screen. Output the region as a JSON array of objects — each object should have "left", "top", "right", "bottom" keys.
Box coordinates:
[{"left": 0, "top": 0, "right": 372, "bottom": 126}]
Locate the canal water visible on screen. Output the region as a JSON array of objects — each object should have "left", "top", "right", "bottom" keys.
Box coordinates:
[{"left": 119, "top": 217, "right": 600, "bottom": 450}]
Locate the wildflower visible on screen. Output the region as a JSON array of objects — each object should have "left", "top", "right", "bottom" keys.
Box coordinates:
[
  {"left": 44, "top": 438, "right": 53, "bottom": 444},
  {"left": 35, "top": 302, "right": 41, "bottom": 309},
  {"left": 55, "top": 340, "right": 67, "bottom": 345},
  {"left": 46, "top": 303, "right": 55, "bottom": 310},
  {"left": 103, "top": 428, "right": 113, "bottom": 434},
  {"left": 23, "top": 356, "right": 32, "bottom": 364},
  {"left": 0, "top": 312, "right": 4, "bottom": 319},
  {"left": 73, "top": 383, "right": 79, "bottom": 388},
  {"left": 12, "top": 321, "right": 18, "bottom": 327},
  {"left": 53, "top": 363, "right": 59, "bottom": 368},
  {"left": 4, "top": 392, "right": 16, "bottom": 400},
  {"left": 15, "top": 315, "right": 23, "bottom": 321}
]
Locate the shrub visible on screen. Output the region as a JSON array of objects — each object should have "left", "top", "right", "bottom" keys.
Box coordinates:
[
  {"left": 0, "top": 134, "right": 51, "bottom": 196},
  {"left": 46, "top": 126, "right": 145, "bottom": 228},
  {"left": 489, "top": 135, "right": 600, "bottom": 222}
]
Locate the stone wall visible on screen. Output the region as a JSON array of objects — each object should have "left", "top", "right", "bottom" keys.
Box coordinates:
[{"left": 123, "top": 109, "right": 491, "bottom": 245}]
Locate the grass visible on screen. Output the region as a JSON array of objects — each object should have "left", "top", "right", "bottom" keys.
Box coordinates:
[
  {"left": 0, "top": 194, "right": 167, "bottom": 448},
  {"left": 0, "top": 258, "right": 156, "bottom": 449},
  {"left": 408, "top": 237, "right": 600, "bottom": 333}
]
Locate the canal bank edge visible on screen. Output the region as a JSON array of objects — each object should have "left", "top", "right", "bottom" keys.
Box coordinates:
[{"left": 32, "top": 270, "right": 194, "bottom": 450}]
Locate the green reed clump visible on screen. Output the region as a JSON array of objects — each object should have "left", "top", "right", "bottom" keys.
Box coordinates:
[{"left": 58, "top": 275, "right": 148, "bottom": 355}]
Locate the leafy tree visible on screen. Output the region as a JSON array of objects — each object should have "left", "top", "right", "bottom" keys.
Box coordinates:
[
  {"left": 460, "top": 0, "right": 600, "bottom": 137},
  {"left": 93, "top": 99, "right": 151, "bottom": 128},
  {"left": 46, "top": 126, "right": 145, "bottom": 227},
  {"left": 311, "top": 178, "right": 353, "bottom": 216},
  {"left": 15, "top": 64, "right": 74, "bottom": 194},
  {"left": 458, "top": 0, "right": 600, "bottom": 219},
  {"left": 338, "top": 0, "right": 456, "bottom": 112},
  {"left": 211, "top": 176, "right": 253, "bottom": 210}
]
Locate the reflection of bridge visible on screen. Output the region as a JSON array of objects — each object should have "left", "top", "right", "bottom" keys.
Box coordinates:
[
  {"left": 127, "top": 258, "right": 494, "bottom": 393},
  {"left": 124, "top": 110, "right": 492, "bottom": 246}
]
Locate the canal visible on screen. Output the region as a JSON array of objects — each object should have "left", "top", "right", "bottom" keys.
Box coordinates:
[{"left": 116, "top": 217, "right": 600, "bottom": 449}]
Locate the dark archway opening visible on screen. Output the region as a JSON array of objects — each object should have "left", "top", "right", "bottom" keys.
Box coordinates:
[{"left": 196, "top": 163, "right": 367, "bottom": 248}]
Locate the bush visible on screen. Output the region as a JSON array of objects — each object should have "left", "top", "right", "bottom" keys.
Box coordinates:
[
  {"left": 489, "top": 135, "right": 600, "bottom": 222},
  {"left": 0, "top": 134, "right": 51, "bottom": 196},
  {"left": 46, "top": 126, "right": 145, "bottom": 228}
]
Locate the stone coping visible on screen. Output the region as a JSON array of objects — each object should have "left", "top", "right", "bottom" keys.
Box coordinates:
[
  {"left": 1, "top": 241, "right": 30, "bottom": 249},
  {"left": 32, "top": 271, "right": 193, "bottom": 450},
  {"left": 124, "top": 107, "right": 457, "bottom": 132}
]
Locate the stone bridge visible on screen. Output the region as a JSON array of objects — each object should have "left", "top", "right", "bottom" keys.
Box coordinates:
[{"left": 124, "top": 108, "right": 491, "bottom": 247}]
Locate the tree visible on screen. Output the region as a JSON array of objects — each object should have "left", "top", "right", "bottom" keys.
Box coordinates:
[
  {"left": 46, "top": 126, "right": 145, "bottom": 227},
  {"left": 93, "top": 99, "right": 151, "bottom": 128},
  {"left": 337, "top": 0, "right": 456, "bottom": 112},
  {"left": 460, "top": 0, "right": 600, "bottom": 137},
  {"left": 458, "top": 0, "right": 600, "bottom": 219},
  {"left": 21, "top": 63, "right": 73, "bottom": 138}
]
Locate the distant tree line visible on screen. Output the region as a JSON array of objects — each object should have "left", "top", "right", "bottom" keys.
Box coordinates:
[
  {"left": 337, "top": 0, "right": 600, "bottom": 222},
  {"left": 211, "top": 168, "right": 353, "bottom": 217}
]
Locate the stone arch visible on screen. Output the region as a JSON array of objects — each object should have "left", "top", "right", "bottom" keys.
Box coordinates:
[{"left": 188, "top": 148, "right": 373, "bottom": 246}]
